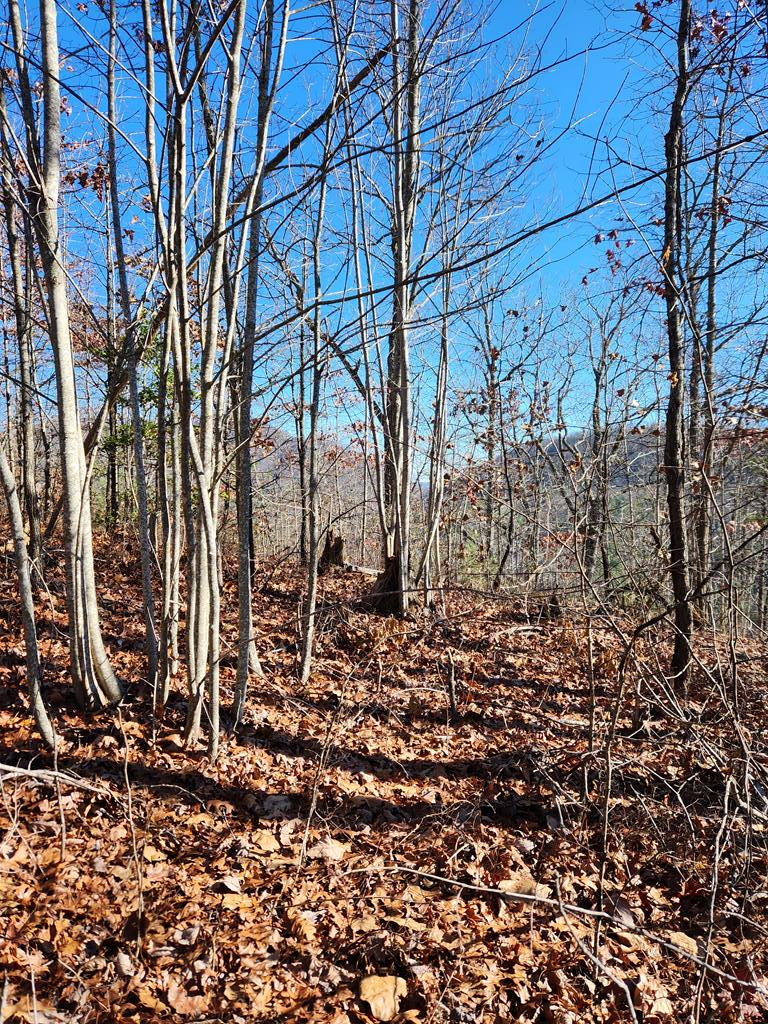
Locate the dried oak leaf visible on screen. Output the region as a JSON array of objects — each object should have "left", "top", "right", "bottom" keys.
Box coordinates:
[
  {"left": 358, "top": 975, "right": 408, "bottom": 1022},
  {"left": 287, "top": 906, "right": 320, "bottom": 944},
  {"left": 668, "top": 931, "right": 699, "bottom": 958},
  {"left": 254, "top": 829, "right": 281, "bottom": 854},
  {"left": 166, "top": 978, "right": 211, "bottom": 1017},
  {"left": 497, "top": 870, "right": 551, "bottom": 899},
  {"left": 221, "top": 893, "right": 254, "bottom": 912},
  {"left": 306, "top": 836, "right": 350, "bottom": 862},
  {"left": 142, "top": 844, "right": 167, "bottom": 863},
  {"left": 135, "top": 985, "right": 167, "bottom": 1012},
  {"left": 209, "top": 874, "right": 242, "bottom": 894},
  {"left": 351, "top": 914, "right": 378, "bottom": 933}
]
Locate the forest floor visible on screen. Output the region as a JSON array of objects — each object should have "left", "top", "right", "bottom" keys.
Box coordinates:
[{"left": 1, "top": 538, "right": 767, "bottom": 1023}]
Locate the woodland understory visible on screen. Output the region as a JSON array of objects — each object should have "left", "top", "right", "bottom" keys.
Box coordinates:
[
  {"left": 1, "top": 0, "right": 768, "bottom": 1020},
  {"left": 1, "top": 539, "right": 766, "bottom": 1024}
]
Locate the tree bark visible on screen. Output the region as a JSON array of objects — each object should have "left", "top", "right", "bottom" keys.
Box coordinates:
[
  {"left": 379, "top": 0, "right": 421, "bottom": 616},
  {"left": 0, "top": 445, "right": 55, "bottom": 749},
  {"left": 107, "top": 0, "right": 158, "bottom": 688},
  {"left": 21, "top": 0, "right": 122, "bottom": 708},
  {"left": 0, "top": 88, "right": 41, "bottom": 574},
  {"left": 662, "top": 0, "right": 693, "bottom": 684}
]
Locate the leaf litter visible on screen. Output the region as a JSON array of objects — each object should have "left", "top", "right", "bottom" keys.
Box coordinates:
[{"left": 0, "top": 546, "right": 767, "bottom": 1022}]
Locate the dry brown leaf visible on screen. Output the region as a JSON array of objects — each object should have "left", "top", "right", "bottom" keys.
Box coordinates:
[
  {"left": 668, "top": 931, "right": 699, "bottom": 958},
  {"left": 287, "top": 906, "right": 319, "bottom": 944},
  {"left": 115, "top": 950, "right": 134, "bottom": 978},
  {"left": 497, "top": 870, "right": 550, "bottom": 899},
  {"left": 135, "top": 984, "right": 167, "bottom": 1011},
  {"left": 384, "top": 913, "right": 426, "bottom": 931},
  {"left": 221, "top": 893, "right": 254, "bottom": 911},
  {"left": 605, "top": 893, "right": 635, "bottom": 927},
  {"left": 210, "top": 874, "right": 242, "bottom": 893},
  {"left": 166, "top": 979, "right": 211, "bottom": 1016},
  {"left": 651, "top": 994, "right": 674, "bottom": 1015},
  {"left": 173, "top": 924, "right": 201, "bottom": 947},
  {"left": 358, "top": 975, "right": 408, "bottom": 1022},
  {"left": 351, "top": 914, "right": 378, "bottom": 933},
  {"left": 327, "top": 1010, "right": 352, "bottom": 1024},
  {"left": 142, "top": 844, "right": 167, "bottom": 863},
  {"left": 307, "top": 836, "right": 350, "bottom": 862},
  {"left": 254, "top": 829, "right": 281, "bottom": 854},
  {"left": 635, "top": 972, "right": 674, "bottom": 1016}
]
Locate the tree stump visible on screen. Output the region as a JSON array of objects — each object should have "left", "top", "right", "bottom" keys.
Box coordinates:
[
  {"left": 318, "top": 530, "right": 346, "bottom": 575},
  {"left": 364, "top": 556, "right": 403, "bottom": 615}
]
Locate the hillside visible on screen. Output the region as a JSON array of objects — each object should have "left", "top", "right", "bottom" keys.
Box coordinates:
[{"left": 1, "top": 541, "right": 766, "bottom": 1023}]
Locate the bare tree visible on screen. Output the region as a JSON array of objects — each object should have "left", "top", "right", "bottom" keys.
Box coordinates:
[
  {"left": 0, "top": 83, "right": 41, "bottom": 576},
  {"left": 661, "top": 0, "right": 694, "bottom": 684},
  {"left": 0, "top": 442, "right": 55, "bottom": 748},
  {"left": 7, "top": 0, "right": 122, "bottom": 707}
]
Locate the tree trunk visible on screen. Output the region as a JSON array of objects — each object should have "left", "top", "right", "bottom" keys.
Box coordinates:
[
  {"left": 0, "top": 89, "right": 42, "bottom": 574},
  {"left": 233, "top": 0, "right": 288, "bottom": 726},
  {"left": 107, "top": 0, "right": 158, "bottom": 687},
  {"left": 378, "top": 0, "right": 421, "bottom": 616},
  {"left": 661, "top": 0, "right": 693, "bottom": 684},
  {"left": 0, "top": 445, "right": 55, "bottom": 749},
  {"left": 22, "top": 0, "right": 122, "bottom": 708}
]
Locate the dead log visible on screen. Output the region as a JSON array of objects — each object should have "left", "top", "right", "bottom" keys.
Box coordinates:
[{"left": 343, "top": 563, "right": 380, "bottom": 577}]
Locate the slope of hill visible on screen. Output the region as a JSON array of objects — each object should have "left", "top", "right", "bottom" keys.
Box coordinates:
[{"left": 0, "top": 539, "right": 766, "bottom": 1023}]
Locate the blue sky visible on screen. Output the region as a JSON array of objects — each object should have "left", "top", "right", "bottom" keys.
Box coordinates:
[
  {"left": 11, "top": 0, "right": 763, "bottom": 441},
  {"left": 41, "top": 0, "right": 659, "bottom": 303},
  {"left": 480, "top": 1, "right": 658, "bottom": 293}
]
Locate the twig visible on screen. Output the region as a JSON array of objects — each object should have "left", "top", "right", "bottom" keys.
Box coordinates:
[
  {"left": 344, "top": 863, "right": 768, "bottom": 994},
  {"left": 555, "top": 879, "right": 639, "bottom": 1024},
  {"left": 0, "top": 763, "right": 111, "bottom": 796},
  {"left": 446, "top": 650, "right": 457, "bottom": 720},
  {"left": 52, "top": 740, "right": 67, "bottom": 860},
  {"left": 297, "top": 688, "right": 347, "bottom": 869},
  {"left": 117, "top": 708, "right": 145, "bottom": 954}
]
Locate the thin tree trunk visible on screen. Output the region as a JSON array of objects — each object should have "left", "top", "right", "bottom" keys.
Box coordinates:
[
  {"left": 107, "top": 0, "right": 158, "bottom": 687},
  {"left": 662, "top": 0, "right": 693, "bottom": 684},
  {"left": 379, "top": 0, "right": 421, "bottom": 616},
  {"left": 233, "top": 0, "right": 289, "bottom": 726},
  {"left": 0, "top": 445, "right": 55, "bottom": 748},
  {"left": 0, "top": 89, "right": 41, "bottom": 573},
  {"left": 21, "top": 0, "right": 122, "bottom": 708}
]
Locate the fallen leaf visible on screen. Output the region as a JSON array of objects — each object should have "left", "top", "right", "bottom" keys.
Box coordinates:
[
  {"left": 287, "top": 906, "right": 319, "bottom": 943},
  {"left": 384, "top": 913, "right": 426, "bottom": 931},
  {"left": 307, "top": 836, "right": 350, "bottom": 862},
  {"left": 221, "top": 893, "right": 254, "bottom": 911},
  {"left": 135, "top": 985, "right": 167, "bottom": 1011},
  {"left": 668, "top": 931, "right": 699, "bottom": 958},
  {"left": 115, "top": 950, "right": 134, "bottom": 978},
  {"left": 210, "top": 874, "right": 242, "bottom": 893},
  {"left": 498, "top": 870, "right": 550, "bottom": 899},
  {"left": 142, "top": 844, "right": 167, "bottom": 863},
  {"left": 358, "top": 976, "right": 408, "bottom": 1022},
  {"left": 173, "top": 924, "right": 200, "bottom": 947},
  {"left": 606, "top": 893, "right": 635, "bottom": 927},
  {"left": 351, "top": 914, "right": 379, "bottom": 933},
  {"left": 166, "top": 979, "right": 211, "bottom": 1016},
  {"left": 254, "top": 830, "right": 281, "bottom": 854}
]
